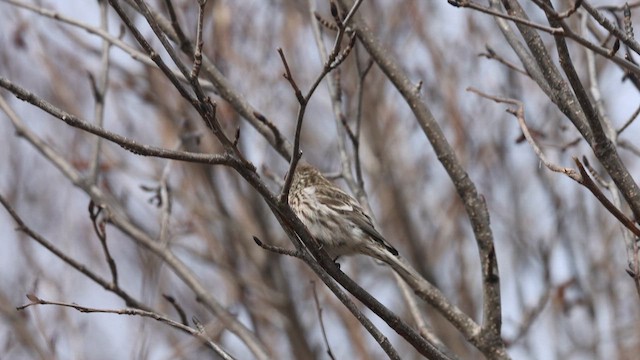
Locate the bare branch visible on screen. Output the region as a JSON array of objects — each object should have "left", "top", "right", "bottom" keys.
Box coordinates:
[
  {"left": 343, "top": 6, "right": 506, "bottom": 357},
  {"left": 0, "top": 78, "right": 232, "bottom": 166},
  {"left": 311, "top": 282, "right": 337, "bottom": 360},
  {"left": 191, "top": 0, "right": 206, "bottom": 79},
  {"left": 89, "top": 200, "right": 119, "bottom": 287},
  {"left": 17, "top": 294, "right": 235, "bottom": 359},
  {"left": 0, "top": 194, "right": 147, "bottom": 310}
]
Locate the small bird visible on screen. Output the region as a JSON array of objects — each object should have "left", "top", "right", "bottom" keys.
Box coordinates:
[{"left": 288, "top": 163, "right": 400, "bottom": 262}]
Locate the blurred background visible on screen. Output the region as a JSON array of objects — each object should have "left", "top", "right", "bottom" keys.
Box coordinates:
[{"left": 1, "top": 0, "right": 639, "bottom": 359}]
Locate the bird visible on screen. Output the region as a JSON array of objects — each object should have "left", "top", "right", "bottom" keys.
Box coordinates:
[
  {"left": 287, "top": 163, "right": 427, "bottom": 291},
  {"left": 288, "top": 163, "right": 400, "bottom": 262}
]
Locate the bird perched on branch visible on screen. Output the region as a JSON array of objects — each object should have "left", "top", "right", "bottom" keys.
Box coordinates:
[
  {"left": 288, "top": 163, "right": 405, "bottom": 264},
  {"left": 288, "top": 163, "right": 425, "bottom": 287}
]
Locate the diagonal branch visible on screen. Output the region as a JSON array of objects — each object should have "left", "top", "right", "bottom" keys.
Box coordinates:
[{"left": 0, "top": 77, "right": 232, "bottom": 166}]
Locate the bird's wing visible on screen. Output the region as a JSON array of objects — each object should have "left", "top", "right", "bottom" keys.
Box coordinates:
[{"left": 315, "top": 188, "right": 399, "bottom": 256}]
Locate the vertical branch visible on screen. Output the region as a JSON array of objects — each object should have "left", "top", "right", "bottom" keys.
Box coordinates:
[
  {"left": 581, "top": 12, "right": 616, "bottom": 143},
  {"left": 311, "top": 282, "right": 336, "bottom": 360},
  {"left": 89, "top": 201, "right": 119, "bottom": 287},
  {"left": 190, "top": 0, "right": 206, "bottom": 80},
  {"left": 352, "top": 53, "right": 373, "bottom": 198},
  {"left": 88, "top": 0, "right": 112, "bottom": 184},
  {"left": 308, "top": 0, "right": 356, "bottom": 193},
  {"left": 277, "top": 49, "right": 304, "bottom": 203}
]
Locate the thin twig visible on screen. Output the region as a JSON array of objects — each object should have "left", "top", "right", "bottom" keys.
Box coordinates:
[
  {"left": 191, "top": 317, "right": 235, "bottom": 360},
  {"left": 353, "top": 53, "right": 373, "bottom": 193},
  {"left": 191, "top": 0, "right": 206, "bottom": 79},
  {"left": 277, "top": 48, "right": 305, "bottom": 103},
  {"left": 310, "top": 0, "right": 357, "bottom": 196},
  {"left": 617, "top": 103, "right": 640, "bottom": 135},
  {"left": 17, "top": 294, "right": 235, "bottom": 359},
  {"left": 253, "top": 111, "right": 285, "bottom": 149},
  {"left": 468, "top": 87, "right": 581, "bottom": 181},
  {"left": 89, "top": 200, "right": 119, "bottom": 287},
  {"left": 581, "top": 0, "right": 640, "bottom": 58},
  {"left": 341, "top": 0, "right": 364, "bottom": 27},
  {"left": 456, "top": 0, "right": 640, "bottom": 78},
  {"left": 479, "top": 45, "right": 529, "bottom": 75},
  {"left": 311, "top": 281, "right": 336, "bottom": 360},
  {"left": 449, "top": 0, "right": 564, "bottom": 34},
  {"left": 469, "top": 87, "right": 640, "bottom": 239},
  {"left": 277, "top": 49, "right": 309, "bottom": 203},
  {"left": 109, "top": 0, "right": 197, "bottom": 104},
  {"left": 581, "top": 11, "right": 617, "bottom": 143},
  {"left": 597, "top": 1, "right": 640, "bottom": 12},
  {"left": 252, "top": 236, "right": 302, "bottom": 258},
  {"left": 0, "top": 193, "right": 148, "bottom": 310},
  {"left": 163, "top": 0, "right": 188, "bottom": 43},
  {"left": 88, "top": 0, "right": 111, "bottom": 185},
  {"left": 504, "top": 250, "right": 552, "bottom": 346},
  {"left": 163, "top": 294, "right": 188, "bottom": 326},
  {"left": 0, "top": 77, "right": 232, "bottom": 165},
  {"left": 573, "top": 158, "right": 640, "bottom": 237}
]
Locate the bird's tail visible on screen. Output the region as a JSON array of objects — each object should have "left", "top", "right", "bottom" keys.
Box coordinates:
[{"left": 369, "top": 247, "right": 425, "bottom": 286}]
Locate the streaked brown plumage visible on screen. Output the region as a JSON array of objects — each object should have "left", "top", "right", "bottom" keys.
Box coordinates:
[{"left": 288, "top": 164, "right": 398, "bottom": 261}]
